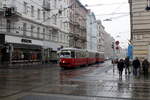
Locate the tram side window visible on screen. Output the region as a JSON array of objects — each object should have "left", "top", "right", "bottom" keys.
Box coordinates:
[
  {"left": 82, "top": 51, "right": 87, "bottom": 58},
  {"left": 96, "top": 53, "right": 99, "bottom": 58},
  {"left": 71, "top": 51, "right": 75, "bottom": 58},
  {"left": 76, "top": 52, "right": 80, "bottom": 58},
  {"left": 89, "top": 52, "right": 94, "bottom": 58}
]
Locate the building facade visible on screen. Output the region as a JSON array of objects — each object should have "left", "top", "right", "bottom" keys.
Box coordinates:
[
  {"left": 68, "top": 0, "right": 88, "bottom": 49},
  {"left": 104, "top": 33, "right": 115, "bottom": 59},
  {"left": 0, "top": 0, "right": 70, "bottom": 64},
  {"left": 96, "top": 20, "right": 105, "bottom": 53},
  {"left": 86, "top": 11, "right": 105, "bottom": 54},
  {"left": 0, "top": 0, "right": 89, "bottom": 64},
  {"left": 0, "top": 0, "right": 108, "bottom": 64},
  {"left": 86, "top": 11, "right": 97, "bottom": 51},
  {"left": 129, "top": 0, "right": 150, "bottom": 60}
]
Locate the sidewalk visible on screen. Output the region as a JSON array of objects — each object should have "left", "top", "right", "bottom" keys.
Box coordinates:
[
  {"left": 64, "top": 63, "right": 150, "bottom": 100},
  {"left": 91, "top": 65, "right": 150, "bottom": 100}
]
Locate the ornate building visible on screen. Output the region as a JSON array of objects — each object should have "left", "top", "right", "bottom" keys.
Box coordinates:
[
  {"left": 129, "top": 0, "right": 150, "bottom": 60},
  {"left": 96, "top": 20, "right": 105, "bottom": 53},
  {"left": 0, "top": 0, "right": 70, "bottom": 64},
  {"left": 68, "top": 0, "right": 88, "bottom": 49}
]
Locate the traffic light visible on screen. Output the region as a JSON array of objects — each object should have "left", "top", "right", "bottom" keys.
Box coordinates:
[
  {"left": 4, "top": 8, "right": 12, "bottom": 17},
  {"left": 112, "top": 42, "right": 114, "bottom": 49}
]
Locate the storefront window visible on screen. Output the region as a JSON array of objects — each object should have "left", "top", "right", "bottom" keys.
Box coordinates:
[{"left": 12, "top": 48, "right": 42, "bottom": 61}]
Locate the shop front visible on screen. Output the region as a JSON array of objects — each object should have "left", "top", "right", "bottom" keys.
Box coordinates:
[
  {"left": 43, "top": 41, "right": 59, "bottom": 63},
  {"left": 3, "top": 35, "right": 43, "bottom": 64},
  {"left": 11, "top": 43, "right": 42, "bottom": 64}
]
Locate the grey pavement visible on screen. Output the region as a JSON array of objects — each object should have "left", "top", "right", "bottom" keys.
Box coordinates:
[{"left": 0, "top": 61, "right": 150, "bottom": 100}]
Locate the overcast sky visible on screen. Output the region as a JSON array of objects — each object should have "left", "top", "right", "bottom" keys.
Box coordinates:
[{"left": 80, "top": 0, "right": 130, "bottom": 48}]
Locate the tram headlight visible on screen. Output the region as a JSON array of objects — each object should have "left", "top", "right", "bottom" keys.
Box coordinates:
[{"left": 63, "top": 61, "right": 65, "bottom": 63}]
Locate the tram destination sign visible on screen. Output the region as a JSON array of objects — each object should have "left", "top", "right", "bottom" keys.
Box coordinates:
[{"left": 21, "top": 39, "right": 32, "bottom": 43}]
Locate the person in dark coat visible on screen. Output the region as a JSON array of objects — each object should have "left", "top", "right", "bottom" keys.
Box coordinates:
[
  {"left": 142, "top": 58, "right": 149, "bottom": 77},
  {"left": 132, "top": 57, "right": 141, "bottom": 76},
  {"left": 117, "top": 59, "right": 125, "bottom": 78},
  {"left": 124, "top": 57, "right": 130, "bottom": 75}
]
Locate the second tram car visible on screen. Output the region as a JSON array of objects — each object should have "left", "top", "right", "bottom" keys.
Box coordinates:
[{"left": 58, "top": 48, "right": 104, "bottom": 68}]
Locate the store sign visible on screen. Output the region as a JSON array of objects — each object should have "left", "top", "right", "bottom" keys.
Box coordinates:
[
  {"left": 21, "top": 39, "right": 32, "bottom": 43},
  {"left": 5, "top": 35, "right": 43, "bottom": 46}
]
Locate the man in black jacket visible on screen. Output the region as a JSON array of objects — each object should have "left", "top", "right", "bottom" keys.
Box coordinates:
[
  {"left": 142, "top": 58, "right": 149, "bottom": 77},
  {"left": 132, "top": 57, "right": 141, "bottom": 76},
  {"left": 117, "top": 59, "right": 125, "bottom": 78},
  {"left": 124, "top": 57, "right": 130, "bottom": 75}
]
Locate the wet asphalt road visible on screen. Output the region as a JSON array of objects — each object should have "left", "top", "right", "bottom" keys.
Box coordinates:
[{"left": 0, "top": 61, "right": 150, "bottom": 100}]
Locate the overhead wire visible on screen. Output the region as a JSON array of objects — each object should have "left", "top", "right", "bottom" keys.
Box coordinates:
[
  {"left": 98, "top": 2, "right": 129, "bottom": 20},
  {"left": 84, "top": 2, "right": 128, "bottom": 7}
]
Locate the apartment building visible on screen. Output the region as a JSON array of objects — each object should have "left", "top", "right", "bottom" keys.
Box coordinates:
[
  {"left": 96, "top": 20, "right": 105, "bottom": 53},
  {"left": 0, "top": 0, "right": 70, "bottom": 64},
  {"left": 86, "top": 11, "right": 97, "bottom": 51},
  {"left": 67, "top": 0, "right": 88, "bottom": 49},
  {"left": 129, "top": 0, "right": 150, "bottom": 60}
]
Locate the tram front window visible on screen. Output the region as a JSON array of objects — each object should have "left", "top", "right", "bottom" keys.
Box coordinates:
[{"left": 60, "top": 52, "right": 71, "bottom": 58}]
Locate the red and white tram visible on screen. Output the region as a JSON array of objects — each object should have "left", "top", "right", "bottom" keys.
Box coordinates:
[{"left": 58, "top": 48, "right": 104, "bottom": 68}]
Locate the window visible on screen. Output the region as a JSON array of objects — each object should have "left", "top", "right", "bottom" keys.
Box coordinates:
[
  {"left": 60, "top": 20, "right": 62, "bottom": 28},
  {"left": 60, "top": 34, "right": 62, "bottom": 42},
  {"left": 37, "top": 27, "right": 40, "bottom": 38},
  {"left": 60, "top": 51, "right": 71, "bottom": 58},
  {"left": 31, "top": 5, "right": 34, "bottom": 17},
  {"left": 23, "top": 23, "right": 27, "bottom": 36},
  {"left": 43, "top": 11, "right": 46, "bottom": 21},
  {"left": 37, "top": 9, "right": 40, "bottom": 19},
  {"left": 43, "top": 28, "right": 45, "bottom": 39},
  {"left": 53, "top": 15, "right": 57, "bottom": 25},
  {"left": 31, "top": 25, "right": 34, "bottom": 37},
  {"left": 59, "top": 6, "right": 62, "bottom": 16},
  {"left": 6, "top": 20, "right": 11, "bottom": 32},
  {"left": 148, "top": 0, "right": 150, "bottom": 7},
  {"left": 54, "top": 0, "right": 57, "bottom": 8},
  {"left": 43, "top": 0, "right": 46, "bottom": 6},
  {"left": 49, "top": 30, "right": 52, "bottom": 40},
  {"left": 24, "top": 2, "right": 27, "bottom": 14}
]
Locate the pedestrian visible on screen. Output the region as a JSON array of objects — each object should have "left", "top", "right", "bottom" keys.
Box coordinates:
[
  {"left": 124, "top": 57, "right": 130, "bottom": 75},
  {"left": 132, "top": 57, "right": 141, "bottom": 76},
  {"left": 142, "top": 58, "right": 149, "bottom": 77},
  {"left": 117, "top": 59, "right": 125, "bottom": 78}
]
